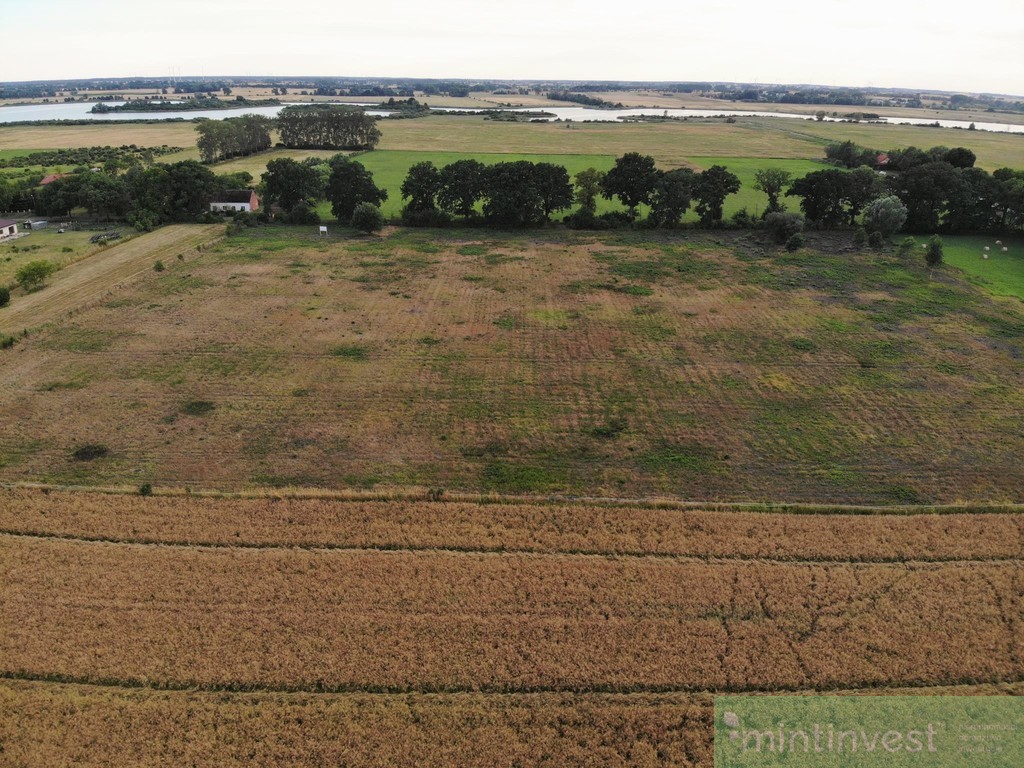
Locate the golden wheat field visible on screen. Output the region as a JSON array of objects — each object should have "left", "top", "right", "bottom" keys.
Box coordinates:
[{"left": 0, "top": 487, "right": 1022, "bottom": 765}]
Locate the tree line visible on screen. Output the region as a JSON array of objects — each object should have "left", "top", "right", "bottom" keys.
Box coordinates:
[
  {"left": 275, "top": 106, "right": 381, "bottom": 150},
  {"left": 195, "top": 115, "right": 274, "bottom": 163}
]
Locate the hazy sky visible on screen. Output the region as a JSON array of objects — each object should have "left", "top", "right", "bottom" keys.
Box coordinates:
[{"left": 2, "top": 0, "right": 1022, "bottom": 95}]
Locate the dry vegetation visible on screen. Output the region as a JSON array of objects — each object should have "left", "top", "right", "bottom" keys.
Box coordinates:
[
  {"left": 1, "top": 488, "right": 1022, "bottom": 562},
  {"left": 1, "top": 228, "right": 1022, "bottom": 503}
]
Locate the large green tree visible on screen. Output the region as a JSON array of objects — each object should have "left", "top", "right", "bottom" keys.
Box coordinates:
[
  {"left": 601, "top": 152, "right": 659, "bottom": 218},
  {"left": 326, "top": 156, "right": 388, "bottom": 222},
  {"left": 752, "top": 168, "right": 792, "bottom": 215},
  {"left": 693, "top": 165, "right": 741, "bottom": 225},
  {"left": 648, "top": 168, "right": 695, "bottom": 227},
  {"left": 482, "top": 161, "right": 545, "bottom": 228},
  {"left": 262, "top": 158, "right": 323, "bottom": 211},
  {"left": 437, "top": 159, "right": 486, "bottom": 217},
  {"left": 573, "top": 168, "right": 605, "bottom": 213},
  {"left": 531, "top": 163, "right": 574, "bottom": 219},
  {"left": 400, "top": 161, "right": 441, "bottom": 212}
]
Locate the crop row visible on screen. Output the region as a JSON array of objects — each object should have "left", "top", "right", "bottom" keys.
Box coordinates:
[
  {"left": 2, "top": 537, "right": 1021, "bottom": 693},
  {"left": 2, "top": 489, "right": 1023, "bottom": 562}
]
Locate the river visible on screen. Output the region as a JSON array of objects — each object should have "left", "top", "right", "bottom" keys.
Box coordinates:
[{"left": 1, "top": 100, "right": 1023, "bottom": 135}]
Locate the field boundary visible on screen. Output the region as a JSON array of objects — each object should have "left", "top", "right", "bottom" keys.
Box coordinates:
[
  {"left": 4, "top": 482, "right": 1022, "bottom": 516},
  {"left": 5, "top": 668, "right": 1023, "bottom": 697},
  {"left": 3, "top": 529, "right": 1019, "bottom": 564}
]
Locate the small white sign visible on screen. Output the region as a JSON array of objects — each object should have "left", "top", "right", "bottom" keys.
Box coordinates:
[{"left": 319, "top": 226, "right": 328, "bottom": 235}]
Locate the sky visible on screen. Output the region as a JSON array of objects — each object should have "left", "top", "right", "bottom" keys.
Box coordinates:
[{"left": 1, "top": 0, "right": 1022, "bottom": 96}]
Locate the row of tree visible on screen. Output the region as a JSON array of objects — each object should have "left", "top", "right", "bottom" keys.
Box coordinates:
[
  {"left": 195, "top": 115, "right": 274, "bottom": 163},
  {"left": 826, "top": 140, "right": 977, "bottom": 171},
  {"left": 275, "top": 106, "right": 382, "bottom": 150},
  {"left": 34, "top": 161, "right": 253, "bottom": 231}
]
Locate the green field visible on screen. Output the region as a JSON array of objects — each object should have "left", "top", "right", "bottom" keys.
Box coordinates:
[
  {"left": 685, "top": 156, "right": 828, "bottom": 218},
  {"left": 943, "top": 235, "right": 1024, "bottom": 300}
]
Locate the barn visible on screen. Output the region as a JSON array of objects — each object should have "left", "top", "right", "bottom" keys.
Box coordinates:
[
  {"left": 210, "top": 190, "right": 260, "bottom": 214},
  {"left": 0, "top": 219, "right": 18, "bottom": 239}
]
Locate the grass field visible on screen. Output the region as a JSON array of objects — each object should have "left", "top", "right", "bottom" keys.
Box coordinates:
[
  {"left": 0, "top": 224, "right": 221, "bottom": 335},
  {"left": 0, "top": 486, "right": 1021, "bottom": 765},
  {"left": 1, "top": 226, "right": 1023, "bottom": 502},
  {"left": 1, "top": 228, "right": 141, "bottom": 287},
  {"left": 942, "top": 234, "right": 1024, "bottom": 300}
]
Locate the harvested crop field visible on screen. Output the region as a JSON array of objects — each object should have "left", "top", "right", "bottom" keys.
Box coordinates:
[
  {"left": 1, "top": 227, "right": 1022, "bottom": 503},
  {"left": 0, "top": 487, "right": 1022, "bottom": 765}
]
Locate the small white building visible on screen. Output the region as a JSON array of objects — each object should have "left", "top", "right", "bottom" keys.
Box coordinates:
[
  {"left": 209, "top": 190, "right": 260, "bottom": 214},
  {"left": 0, "top": 219, "right": 18, "bottom": 239}
]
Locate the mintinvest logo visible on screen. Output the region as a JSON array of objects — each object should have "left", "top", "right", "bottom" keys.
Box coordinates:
[{"left": 714, "top": 696, "right": 1022, "bottom": 767}]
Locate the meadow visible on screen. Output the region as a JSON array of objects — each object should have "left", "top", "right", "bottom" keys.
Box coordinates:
[
  {"left": 942, "top": 234, "right": 1024, "bottom": 300},
  {"left": 1, "top": 226, "right": 1023, "bottom": 503}
]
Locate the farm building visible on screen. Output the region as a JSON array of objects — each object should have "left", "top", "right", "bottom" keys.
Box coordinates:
[
  {"left": 210, "top": 190, "right": 259, "bottom": 213},
  {"left": 23, "top": 219, "right": 48, "bottom": 230},
  {"left": 0, "top": 219, "right": 18, "bottom": 239},
  {"left": 39, "top": 173, "right": 70, "bottom": 186}
]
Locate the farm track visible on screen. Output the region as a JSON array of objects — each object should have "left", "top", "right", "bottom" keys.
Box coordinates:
[{"left": 0, "top": 224, "right": 222, "bottom": 335}]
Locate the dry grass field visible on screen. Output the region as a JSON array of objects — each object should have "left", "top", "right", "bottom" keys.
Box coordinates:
[
  {"left": 1, "top": 227, "right": 1022, "bottom": 503},
  {"left": 0, "top": 224, "right": 222, "bottom": 336},
  {"left": 0, "top": 486, "right": 1021, "bottom": 765}
]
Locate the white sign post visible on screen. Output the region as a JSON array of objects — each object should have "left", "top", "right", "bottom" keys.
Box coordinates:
[{"left": 319, "top": 226, "right": 328, "bottom": 236}]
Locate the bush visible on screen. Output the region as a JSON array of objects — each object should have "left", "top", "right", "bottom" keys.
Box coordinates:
[
  {"left": 72, "top": 444, "right": 109, "bottom": 461},
  {"left": 925, "top": 235, "right": 944, "bottom": 267},
  {"left": 899, "top": 236, "right": 916, "bottom": 256},
  {"left": 730, "top": 207, "right": 756, "bottom": 228},
  {"left": 785, "top": 233, "right": 805, "bottom": 252},
  {"left": 853, "top": 227, "right": 868, "bottom": 247},
  {"left": 868, "top": 230, "right": 885, "bottom": 249},
  {"left": 863, "top": 195, "right": 909, "bottom": 236},
  {"left": 153, "top": 260, "right": 165, "bottom": 272},
  {"left": 0, "top": 334, "right": 15, "bottom": 349},
  {"left": 15, "top": 260, "right": 57, "bottom": 291},
  {"left": 138, "top": 482, "right": 153, "bottom": 496},
  {"left": 400, "top": 206, "right": 452, "bottom": 228},
  {"left": 0, "top": 286, "right": 9, "bottom": 307},
  {"left": 350, "top": 202, "right": 385, "bottom": 234},
  {"left": 764, "top": 211, "right": 805, "bottom": 243},
  {"left": 284, "top": 203, "right": 320, "bottom": 226}
]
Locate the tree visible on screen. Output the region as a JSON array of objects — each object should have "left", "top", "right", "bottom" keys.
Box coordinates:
[
  {"left": 787, "top": 168, "right": 854, "bottom": 228},
  {"left": 16, "top": 260, "right": 57, "bottom": 292},
  {"left": 825, "top": 140, "right": 878, "bottom": 169},
  {"left": 437, "top": 159, "right": 486, "bottom": 217},
  {"left": 648, "top": 168, "right": 695, "bottom": 227},
  {"left": 925, "top": 235, "right": 943, "bottom": 267},
  {"left": 844, "top": 167, "right": 883, "bottom": 224},
  {"left": 531, "top": 163, "right": 574, "bottom": 219},
  {"left": 481, "top": 161, "right": 545, "bottom": 227},
  {"left": 573, "top": 168, "right": 605, "bottom": 213},
  {"left": 889, "top": 161, "right": 964, "bottom": 232},
  {"left": 0, "top": 286, "right": 9, "bottom": 307},
  {"left": 602, "top": 153, "right": 659, "bottom": 218},
  {"left": 262, "top": 158, "right": 323, "bottom": 211},
  {"left": 400, "top": 161, "right": 441, "bottom": 212},
  {"left": 693, "top": 165, "right": 741, "bottom": 225},
  {"left": 276, "top": 106, "right": 381, "bottom": 150},
  {"left": 752, "top": 168, "right": 792, "bottom": 215},
  {"left": 863, "top": 195, "right": 909, "bottom": 236},
  {"left": 163, "top": 160, "right": 223, "bottom": 222},
  {"left": 350, "top": 202, "right": 385, "bottom": 233},
  {"left": 943, "top": 147, "right": 976, "bottom": 169},
  {"left": 944, "top": 167, "right": 999, "bottom": 233},
  {"left": 326, "top": 157, "right": 387, "bottom": 222}
]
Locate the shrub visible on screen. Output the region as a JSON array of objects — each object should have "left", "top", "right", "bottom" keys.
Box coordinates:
[
  {"left": 284, "top": 203, "right": 320, "bottom": 226},
  {"left": 764, "top": 211, "right": 804, "bottom": 243},
  {"left": 0, "top": 334, "right": 15, "bottom": 349},
  {"left": 899, "top": 236, "right": 916, "bottom": 256},
  {"left": 853, "top": 227, "right": 868, "bottom": 247},
  {"left": 785, "top": 233, "right": 805, "bottom": 252},
  {"left": 0, "top": 286, "right": 9, "bottom": 307},
  {"left": 868, "top": 230, "right": 885, "bottom": 249},
  {"left": 181, "top": 400, "right": 215, "bottom": 416},
  {"left": 138, "top": 482, "right": 153, "bottom": 496},
  {"left": 863, "top": 195, "right": 909, "bottom": 236},
  {"left": 925, "top": 235, "right": 944, "bottom": 267},
  {"left": 730, "top": 207, "right": 756, "bottom": 228},
  {"left": 72, "top": 444, "right": 109, "bottom": 461},
  {"left": 350, "top": 202, "right": 385, "bottom": 234},
  {"left": 400, "top": 206, "right": 452, "bottom": 228},
  {"left": 153, "top": 260, "right": 165, "bottom": 272},
  {"left": 15, "top": 260, "right": 57, "bottom": 291}
]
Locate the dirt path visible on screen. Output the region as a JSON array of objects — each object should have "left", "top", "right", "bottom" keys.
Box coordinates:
[{"left": 0, "top": 224, "right": 222, "bottom": 335}]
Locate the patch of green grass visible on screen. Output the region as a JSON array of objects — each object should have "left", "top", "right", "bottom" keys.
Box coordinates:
[
  {"left": 331, "top": 343, "right": 370, "bottom": 361},
  {"left": 941, "top": 236, "right": 1024, "bottom": 300},
  {"left": 480, "top": 460, "right": 563, "bottom": 493},
  {"left": 181, "top": 400, "right": 215, "bottom": 417},
  {"left": 638, "top": 442, "right": 722, "bottom": 474}
]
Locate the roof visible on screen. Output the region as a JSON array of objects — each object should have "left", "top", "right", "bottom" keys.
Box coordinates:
[
  {"left": 0, "top": 219, "right": 17, "bottom": 228},
  {"left": 39, "top": 173, "right": 70, "bottom": 185},
  {"left": 876, "top": 153, "right": 891, "bottom": 165},
  {"left": 213, "top": 190, "right": 257, "bottom": 203}
]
